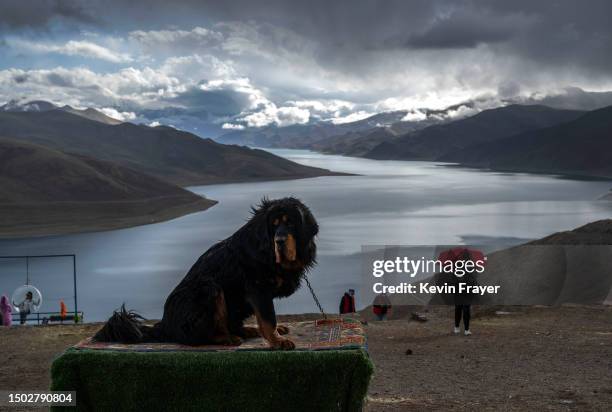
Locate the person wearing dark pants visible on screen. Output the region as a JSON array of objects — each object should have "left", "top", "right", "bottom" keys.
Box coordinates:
[
  {"left": 454, "top": 304, "right": 471, "bottom": 336},
  {"left": 339, "top": 289, "right": 356, "bottom": 315},
  {"left": 436, "top": 248, "right": 485, "bottom": 336}
]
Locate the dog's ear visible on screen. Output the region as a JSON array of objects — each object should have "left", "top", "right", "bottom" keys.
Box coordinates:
[
  {"left": 297, "top": 203, "right": 318, "bottom": 266},
  {"left": 245, "top": 198, "right": 274, "bottom": 264},
  {"left": 298, "top": 203, "right": 319, "bottom": 240}
]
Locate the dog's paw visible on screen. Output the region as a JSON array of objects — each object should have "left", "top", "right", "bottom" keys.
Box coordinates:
[
  {"left": 270, "top": 337, "right": 295, "bottom": 350},
  {"left": 241, "top": 326, "right": 261, "bottom": 339},
  {"left": 276, "top": 325, "right": 290, "bottom": 335},
  {"left": 224, "top": 335, "right": 243, "bottom": 346}
]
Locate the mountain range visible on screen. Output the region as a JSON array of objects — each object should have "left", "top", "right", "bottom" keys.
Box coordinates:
[
  {"left": 216, "top": 101, "right": 499, "bottom": 151},
  {"left": 0, "top": 100, "right": 123, "bottom": 125},
  {"left": 219, "top": 98, "right": 611, "bottom": 180},
  {"left": 441, "top": 105, "right": 612, "bottom": 178},
  {"left": 0, "top": 107, "right": 339, "bottom": 187},
  {"left": 0, "top": 100, "right": 342, "bottom": 237},
  {"left": 365, "top": 105, "right": 585, "bottom": 160},
  {"left": 217, "top": 110, "right": 443, "bottom": 149}
]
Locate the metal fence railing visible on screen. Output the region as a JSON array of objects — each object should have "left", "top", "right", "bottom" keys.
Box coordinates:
[{"left": 10, "top": 311, "right": 84, "bottom": 325}]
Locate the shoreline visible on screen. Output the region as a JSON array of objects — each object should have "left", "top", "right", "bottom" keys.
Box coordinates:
[
  {"left": 0, "top": 169, "right": 353, "bottom": 240},
  {"left": 278, "top": 145, "right": 612, "bottom": 182},
  {"left": 184, "top": 169, "right": 355, "bottom": 187},
  {"left": 438, "top": 162, "right": 612, "bottom": 182},
  {"left": 0, "top": 195, "right": 216, "bottom": 240}
]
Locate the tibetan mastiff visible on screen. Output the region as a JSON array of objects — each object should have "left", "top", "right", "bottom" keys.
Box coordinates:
[{"left": 94, "top": 197, "right": 318, "bottom": 350}]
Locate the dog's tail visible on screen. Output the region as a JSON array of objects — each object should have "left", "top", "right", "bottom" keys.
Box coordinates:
[{"left": 93, "top": 304, "right": 162, "bottom": 343}]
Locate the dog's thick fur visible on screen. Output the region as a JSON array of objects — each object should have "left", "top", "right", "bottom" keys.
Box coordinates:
[{"left": 94, "top": 197, "right": 318, "bottom": 350}]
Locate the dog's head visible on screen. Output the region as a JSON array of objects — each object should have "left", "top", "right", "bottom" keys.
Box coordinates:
[{"left": 250, "top": 197, "right": 318, "bottom": 270}]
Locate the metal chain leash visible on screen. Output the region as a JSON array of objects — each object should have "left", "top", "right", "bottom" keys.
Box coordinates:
[{"left": 304, "top": 273, "right": 327, "bottom": 319}]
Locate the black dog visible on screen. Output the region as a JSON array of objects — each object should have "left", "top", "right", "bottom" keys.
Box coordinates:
[{"left": 94, "top": 197, "right": 318, "bottom": 350}]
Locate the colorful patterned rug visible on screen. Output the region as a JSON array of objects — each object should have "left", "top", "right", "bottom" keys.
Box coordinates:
[{"left": 74, "top": 318, "right": 366, "bottom": 352}]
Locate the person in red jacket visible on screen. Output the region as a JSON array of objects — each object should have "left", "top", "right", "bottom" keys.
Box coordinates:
[{"left": 339, "top": 289, "right": 356, "bottom": 314}]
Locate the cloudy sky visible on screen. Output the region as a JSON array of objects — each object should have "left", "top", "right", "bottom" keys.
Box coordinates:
[{"left": 1, "top": 0, "right": 612, "bottom": 135}]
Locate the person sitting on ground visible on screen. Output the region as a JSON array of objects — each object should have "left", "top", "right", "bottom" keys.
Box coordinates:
[
  {"left": 372, "top": 293, "right": 392, "bottom": 321},
  {"left": 339, "top": 289, "right": 356, "bottom": 314},
  {"left": 14, "top": 291, "right": 38, "bottom": 325}
]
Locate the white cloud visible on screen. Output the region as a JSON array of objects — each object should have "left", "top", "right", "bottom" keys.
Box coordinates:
[
  {"left": 0, "top": 66, "right": 183, "bottom": 108},
  {"left": 401, "top": 110, "right": 427, "bottom": 122},
  {"left": 160, "top": 54, "right": 236, "bottom": 80},
  {"left": 222, "top": 123, "right": 245, "bottom": 130},
  {"left": 148, "top": 121, "right": 161, "bottom": 127},
  {"left": 376, "top": 89, "right": 481, "bottom": 112},
  {"left": 442, "top": 105, "right": 481, "bottom": 120},
  {"left": 99, "top": 107, "right": 136, "bottom": 121},
  {"left": 234, "top": 93, "right": 311, "bottom": 128},
  {"left": 287, "top": 99, "right": 357, "bottom": 122},
  {"left": 199, "top": 77, "right": 267, "bottom": 107},
  {"left": 239, "top": 103, "right": 310, "bottom": 128},
  {"left": 329, "top": 110, "right": 373, "bottom": 124},
  {"left": 197, "top": 77, "right": 310, "bottom": 127},
  {"left": 275, "top": 106, "right": 310, "bottom": 126},
  {"left": 11, "top": 39, "right": 133, "bottom": 63}
]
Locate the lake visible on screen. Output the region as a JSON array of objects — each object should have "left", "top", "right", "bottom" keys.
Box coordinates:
[{"left": 1, "top": 149, "right": 611, "bottom": 321}]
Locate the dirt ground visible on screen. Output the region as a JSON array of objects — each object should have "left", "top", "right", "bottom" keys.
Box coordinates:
[
  {"left": 365, "top": 305, "right": 612, "bottom": 411},
  {"left": 1, "top": 306, "right": 611, "bottom": 411}
]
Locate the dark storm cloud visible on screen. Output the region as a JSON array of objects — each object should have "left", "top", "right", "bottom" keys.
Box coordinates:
[
  {"left": 401, "top": 7, "right": 532, "bottom": 49},
  {"left": 89, "top": 0, "right": 612, "bottom": 75},
  {"left": 171, "top": 86, "right": 251, "bottom": 117},
  {"left": 0, "top": 1, "right": 97, "bottom": 30},
  {"left": 4, "top": 0, "right": 612, "bottom": 73}
]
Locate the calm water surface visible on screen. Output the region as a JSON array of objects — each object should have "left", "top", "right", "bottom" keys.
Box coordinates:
[{"left": 1, "top": 149, "right": 611, "bottom": 320}]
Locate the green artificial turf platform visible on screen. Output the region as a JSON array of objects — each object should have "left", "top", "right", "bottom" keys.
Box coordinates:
[{"left": 50, "top": 319, "right": 373, "bottom": 411}]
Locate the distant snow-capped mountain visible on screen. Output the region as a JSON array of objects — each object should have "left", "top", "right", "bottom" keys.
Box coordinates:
[
  {"left": 0, "top": 100, "right": 57, "bottom": 112},
  {"left": 0, "top": 100, "right": 123, "bottom": 125}
]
